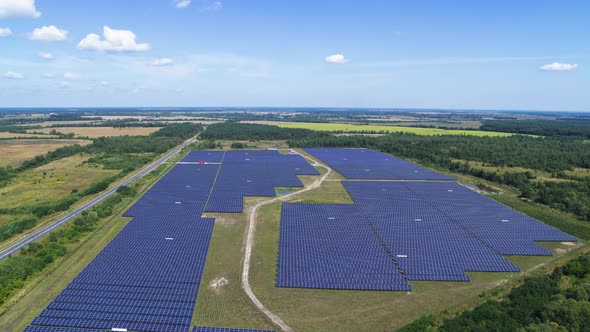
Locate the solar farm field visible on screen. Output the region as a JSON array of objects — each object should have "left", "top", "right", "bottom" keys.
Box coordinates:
[
  {"left": 243, "top": 121, "right": 515, "bottom": 137},
  {"left": 14, "top": 147, "right": 585, "bottom": 332}
]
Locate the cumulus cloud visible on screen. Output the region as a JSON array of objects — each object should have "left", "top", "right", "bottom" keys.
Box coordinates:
[
  {"left": 539, "top": 62, "right": 578, "bottom": 71},
  {"left": 175, "top": 0, "right": 191, "bottom": 8},
  {"left": 3, "top": 71, "right": 24, "bottom": 79},
  {"left": 41, "top": 73, "right": 55, "bottom": 79},
  {"left": 63, "top": 72, "right": 81, "bottom": 80},
  {"left": 151, "top": 58, "right": 174, "bottom": 66},
  {"left": 325, "top": 54, "right": 349, "bottom": 64},
  {"left": 30, "top": 25, "right": 68, "bottom": 41},
  {"left": 0, "top": 0, "right": 41, "bottom": 19},
  {"left": 0, "top": 28, "right": 12, "bottom": 37},
  {"left": 78, "top": 26, "right": 150, "bottom": 52},
  {"left": 38, "top": 52, "right": 54, "bottom": 60}
]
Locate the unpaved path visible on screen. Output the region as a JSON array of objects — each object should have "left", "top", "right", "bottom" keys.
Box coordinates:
[{"left": 241, "top": 152, "right": 332, "bottom": 332}]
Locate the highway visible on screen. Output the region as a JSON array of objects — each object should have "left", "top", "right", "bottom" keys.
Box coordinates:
[{"left": 0, "top": 136, "right": 197, "bottom": 262}]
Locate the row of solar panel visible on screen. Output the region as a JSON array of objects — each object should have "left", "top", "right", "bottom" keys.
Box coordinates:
[
  {"left": 277, "top": 180, "right": 576, "bottom": 289},
  {"left": 28, "top": 161, "right": 222, "bottom": 331},
  {"left": 304, "top": 148, "right": 455, "bottom": 181},
  {"left": 204, "top": 150, "right": 319, "bottom": 213},
  {"left": 24, "top": 326, "right": 274, "bottom": 332},
  {"left": 28, "top": 150, "right": 308, "bottom": 331}
]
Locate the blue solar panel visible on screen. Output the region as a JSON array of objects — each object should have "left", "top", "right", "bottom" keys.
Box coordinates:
[
  {"left": 205, "top": 150, "right": 319, "bottom": 213},
  {"left": 304, "top": 148, "right": 454, "bottom": 180},
  {"left": 181, "top": 150, "right": 225, "bottom": 163},
  {"left": 27, "top": 150, "right": 321, "bottom": 332},
  {"left": 276, "top": 203, "right": 411, "bottom": 290},
  {"left": 400, "top": 182, "right": 577, "bottom": 255},
  {"left": 343, "top": 181, "right": 520, "bottom": 281}
]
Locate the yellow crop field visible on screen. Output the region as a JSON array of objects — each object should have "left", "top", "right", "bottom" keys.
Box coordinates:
[{"left": 254, "top": 121, "right": 516, "bottom": 136}]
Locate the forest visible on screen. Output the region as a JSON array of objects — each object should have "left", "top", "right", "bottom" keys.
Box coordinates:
[
  {"left": 400, "top": 252, "right": 590, "bottom": 332},
  {"left": 481, "top": 119, "right": 590, "bottom": 138}
]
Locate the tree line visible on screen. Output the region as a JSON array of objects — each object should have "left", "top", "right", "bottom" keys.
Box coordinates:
[{"left": 400, "top": 252, "right": 590, "bottom": 332}]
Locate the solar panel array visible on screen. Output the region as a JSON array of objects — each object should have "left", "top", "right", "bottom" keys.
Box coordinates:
[
  {"left": 398, "top": 182, "right": 577, "bottom": 255},
  {"left": 27, "top": 162, "right": 220, "bottom": 331},
  {"left": 205, "top": 150, "right": 319, "bottom": 213},
  {"left": 304, "top": 148, "right": 455, "bottom": 180},
  {"left": 276, "top": 172, "right": 576, "bottom": 288},
  {"left": 344, "top": 181, "right": 521, "bottom": 281},
  {"left": 27, "top": 149, "right": 316, "bottom": 331},
  {"left": 181, "top": 150, "right": 225, "bottom": 163},
  {"left": 277, "top": 203, "right": 410, "bottom": 290}
]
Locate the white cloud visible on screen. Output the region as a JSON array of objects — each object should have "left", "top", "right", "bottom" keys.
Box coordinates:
[
  {"left": 539, "top": 62, "right": 578, "bottom": 71},
  {"left": 38, "top": 52, "right": 54, "bottom": 60},
  {"left": 0, "top": 0, "right": 41, "bottom": 19},
  {"left": 175, "top": 0, "right": 191, "bottom": 9},
  {"left": 30, "top": 25, "right": 68, "bottom": 41},
  {"left": 63, "top": 72, "right": 81, "bottom": 80},
  {"left": 78, "top": 26, "right": 150, "bottom": 52},
  {"left": 3, "top": 71, "right": 24, "bottom": 79},
  {"left": 0, "top": 28, "right": 12, "bottom": 37},
  {"left": 41, "top": 73, "right": 55, "bottom": 79},
  {"left": 203, "top": 1, "right": 223, "bottom": 12},
  {"left": 325, "top": 54, "right": 349, "bottom": 64},
  {"left": 151, "top": 58, "right": 174, "bottom": 66}
]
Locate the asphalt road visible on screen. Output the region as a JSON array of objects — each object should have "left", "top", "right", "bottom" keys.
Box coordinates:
[{"left": 0, "top": 136, "right": 197, "bottom": 262}]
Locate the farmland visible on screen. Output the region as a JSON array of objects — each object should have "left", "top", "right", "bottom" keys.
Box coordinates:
[
  {"left": 243, "top": 121, "right": 515, "bottom": 136},
  {"left": 0, "top": 139, "right": 91, "bottom": 168}
]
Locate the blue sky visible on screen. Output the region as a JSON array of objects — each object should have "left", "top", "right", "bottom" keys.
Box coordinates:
[{"left": 0, "top": 0, "right": 588, "bottom": 111}]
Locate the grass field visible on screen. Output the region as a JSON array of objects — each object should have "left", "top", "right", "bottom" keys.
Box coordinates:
[
  {"left": 0, "top": 155, "right": 118, "bottom": 210},
  {"left": 31, "top": 127, "right": 162, "bottom": 138},
  {"left": 0, "top": 139, "right": 91, "bottom": 167},
  {"left": 243, "top": 121, "right": 515, "bottom": 137}
]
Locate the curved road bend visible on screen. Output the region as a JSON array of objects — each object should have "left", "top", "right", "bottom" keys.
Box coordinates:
[
  {"left": 242, "top": 151, "right": 332, "bottom": 332},
  {"left": 0, "top": 136, "right": 197, "bottom": 262}
]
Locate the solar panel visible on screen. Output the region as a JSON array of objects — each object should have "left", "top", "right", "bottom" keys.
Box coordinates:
[
  {"left": 26, "top": 150, "right": 320, "bottom": 332},
  {"left": 276, "top": 203, "right": 411, "bottom": 290},
  {"left": 304, "top": 148, "right": 455, "bottom": 180}
]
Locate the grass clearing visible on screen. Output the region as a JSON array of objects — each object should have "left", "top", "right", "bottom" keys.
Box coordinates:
[
  {"left": 0, "top": 139, "right": 91, "bottom": 167},
  {"left": 0, "top": 155, "right": 118, "bottom": 209},
  {"left": 243, "top": 121, "right": 515, "bottom": 137},
  {"left": 31, "top": 127, "right": 162, "bottom": 138}
]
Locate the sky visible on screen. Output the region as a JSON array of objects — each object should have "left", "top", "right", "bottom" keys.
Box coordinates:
[{"left": 0, "top": 0, "right": 588, "bottom": 111}]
